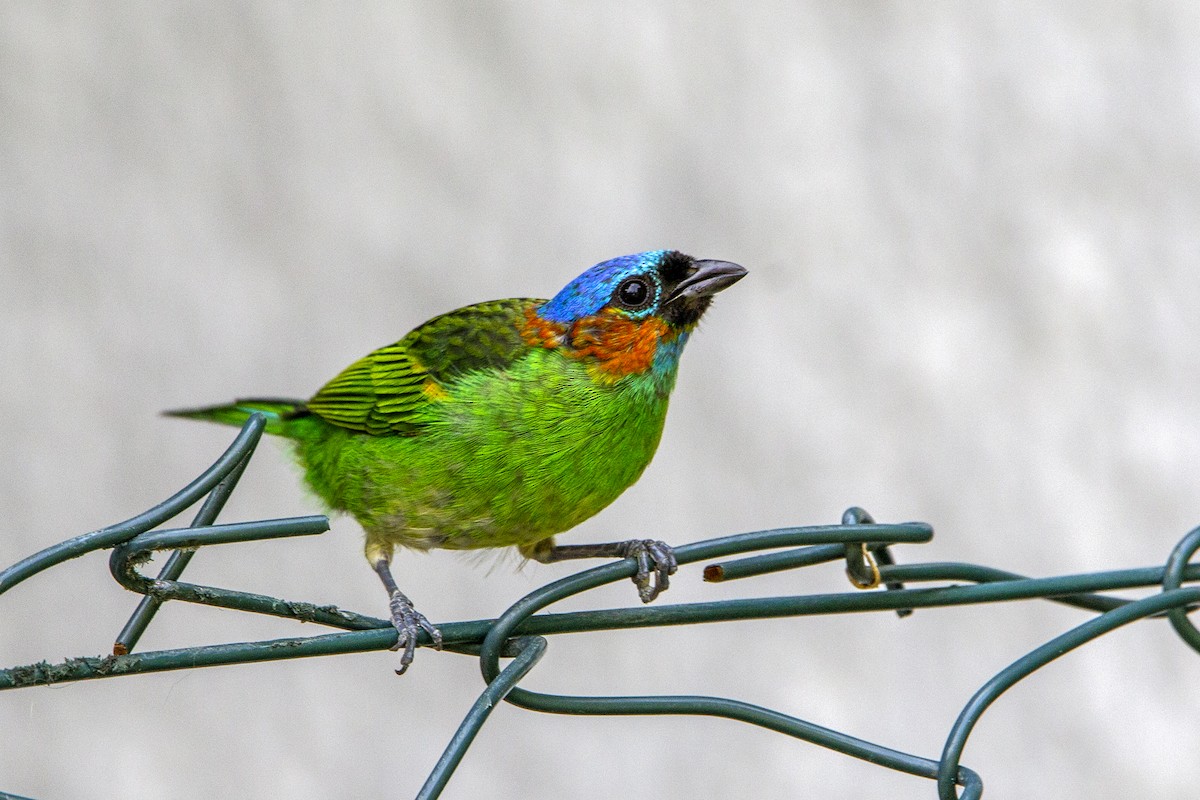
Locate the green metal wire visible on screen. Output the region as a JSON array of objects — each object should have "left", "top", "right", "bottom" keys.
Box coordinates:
[
  {"left": 113, "top": 440, "right": 256, "bottom": 654},
  {"left": 2, "top": 415, "right": 1197, "bottom": 800},
  {"left": 416, "top": 636, "right": 548, "bottom": 800},
  {"left": 0, "top": 415, "right": 268, "bottom": 595},
  {"left": 0, "top": 789, "right": 38, "bottom": 800}
]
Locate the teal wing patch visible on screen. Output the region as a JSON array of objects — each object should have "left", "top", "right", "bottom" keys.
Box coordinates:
[{"left": 307, "top": 298, "right": 544, "bottom": 435}]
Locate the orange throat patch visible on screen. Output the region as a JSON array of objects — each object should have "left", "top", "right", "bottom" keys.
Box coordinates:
[{"left": 522, "top": 308, "right": 673, "bottom": 380}]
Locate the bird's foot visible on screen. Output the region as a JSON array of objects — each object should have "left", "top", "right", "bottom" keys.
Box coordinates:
[
  {"left": 526, "top": 537, "right": 678, "bottom": 603},
  {"left": 617, "top": 539, "right": 678, "bottom": 603},
  {"left": 388, "top": 592, "right": 442, "bottom": 675}
]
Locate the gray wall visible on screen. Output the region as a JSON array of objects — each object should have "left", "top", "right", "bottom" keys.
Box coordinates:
[{"left": 3, "top": 4, "right": 1199, "bottom": 798}]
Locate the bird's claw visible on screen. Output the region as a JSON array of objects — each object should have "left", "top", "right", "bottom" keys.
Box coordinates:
[
  {"left": 619, "top": 539, "right": 677, "bottom": 603},
  {"left": 388, "top": 592, "right": 442, "bottom": 675}
]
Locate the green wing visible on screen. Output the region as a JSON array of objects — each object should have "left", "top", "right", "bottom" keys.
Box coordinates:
[{"left": 306, "top": 298, "right": 544, "bottom": 435}]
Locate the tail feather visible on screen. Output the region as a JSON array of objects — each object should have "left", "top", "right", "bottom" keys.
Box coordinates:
[{"left": 164, "top": 397, "right": 310, "bottom": 436}]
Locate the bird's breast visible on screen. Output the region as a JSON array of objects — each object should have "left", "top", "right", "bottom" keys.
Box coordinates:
[{"left": 418, "top": 350, "right": 673, "bottom": 542}]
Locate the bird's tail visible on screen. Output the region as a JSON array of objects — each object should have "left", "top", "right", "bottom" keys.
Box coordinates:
[{"left": 163, "top": 397, "right": 310, "bottom": 437}]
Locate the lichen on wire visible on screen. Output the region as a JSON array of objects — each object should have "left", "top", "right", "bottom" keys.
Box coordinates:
[{"left": 2, "top": 416, "right": 1198, "bottom": 800}]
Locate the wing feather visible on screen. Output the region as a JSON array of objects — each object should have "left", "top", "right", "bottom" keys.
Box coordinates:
[{"left": 306, "top": 298, "right": 544, "bottom": 435}]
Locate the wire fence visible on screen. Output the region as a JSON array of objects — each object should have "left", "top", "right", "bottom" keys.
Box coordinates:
[{"left": 2, "top": 414, "right": 1198, "bottom": 800}]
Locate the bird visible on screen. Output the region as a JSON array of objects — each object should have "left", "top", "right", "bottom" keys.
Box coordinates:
[{"left": 167, "top": 250, "right": 747, "bottom": 673}]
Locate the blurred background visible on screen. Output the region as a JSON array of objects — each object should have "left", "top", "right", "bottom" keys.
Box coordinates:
[{"left": 3, "top": 4, "right": 1199, "bottom": 798}]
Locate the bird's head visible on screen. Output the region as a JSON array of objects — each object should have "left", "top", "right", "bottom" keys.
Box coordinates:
[
  {"left": 526, "top": 251, "right": 747, "bottom": 389},
  {"left": 538, "top": 250, "right": 747, "bottom": 330}
]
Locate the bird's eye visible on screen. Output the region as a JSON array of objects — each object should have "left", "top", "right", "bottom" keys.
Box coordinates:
[{"left": 614, "top": 276, "right": 654, "bottom": 311}]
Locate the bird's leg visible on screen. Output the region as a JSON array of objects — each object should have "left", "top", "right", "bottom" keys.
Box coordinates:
[
  {"left": 522, "top": 538, "right": 678, "bottom": 603},
  {"left": 372, "top": 558, "right": 442, "bottom": 675}
]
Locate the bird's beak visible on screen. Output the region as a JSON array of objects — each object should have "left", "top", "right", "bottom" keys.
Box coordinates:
[{"left": 664, "top": 260, "right": 748, "bottom": 305}]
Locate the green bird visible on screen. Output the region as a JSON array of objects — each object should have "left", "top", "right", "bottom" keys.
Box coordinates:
[{"left": 168, "top": 250, "right": 746, "bottom": 672}]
